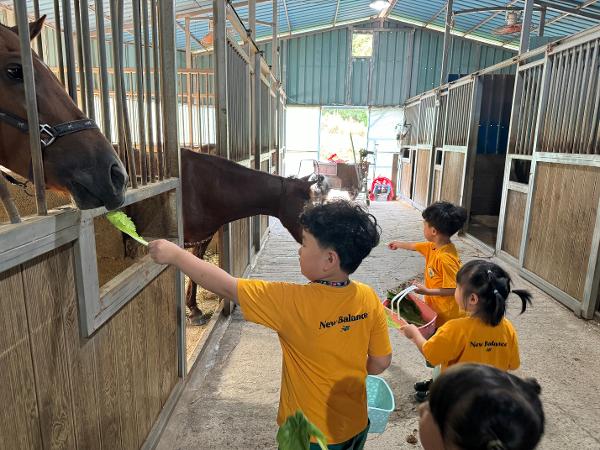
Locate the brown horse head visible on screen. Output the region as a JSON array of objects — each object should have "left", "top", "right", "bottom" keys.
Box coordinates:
[
  {"left": 279, "top": 175, "right": 327, "bottom": 243},
  {"left": 0, "top": 17, "right": 128, "bottom": 210}
]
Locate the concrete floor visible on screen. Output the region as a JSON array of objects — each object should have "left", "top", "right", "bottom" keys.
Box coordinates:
[{"left": 156, "top": 201, "right": 600, "bottom": 450}]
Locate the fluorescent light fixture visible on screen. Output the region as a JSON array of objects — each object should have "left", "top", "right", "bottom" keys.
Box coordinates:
[{"left": 369, "top": 1, "right": 390, "bottom": 11}]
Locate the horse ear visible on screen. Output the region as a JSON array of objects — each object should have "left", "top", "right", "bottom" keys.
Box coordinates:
[{"left": 10, "top": 15, "right": 46, "bottom": 41}]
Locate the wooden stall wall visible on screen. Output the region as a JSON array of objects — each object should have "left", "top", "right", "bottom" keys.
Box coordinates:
[
  {"left": 0, "top": 244, "right": 177, "bottom": 449},
  {"left": 432, "top": 168, "right": 442, "bottom": 203},
  {"left": 440, "top": 151, "right": 464, "bottom": 204},
  {"left": 400, "top": 153, "right": 414, "bottom": 199},
  {"left": 414, "top": 149, "right": 430, "bottom": 207},
  {"left": 231, "top": 218, "right": 251, "bottom": 277},
  {"left": 524, "top": 163, "right": 600, "bottom": 301},
  {"left": 501, "top": 190, "right": 527, "bottom": 258}
]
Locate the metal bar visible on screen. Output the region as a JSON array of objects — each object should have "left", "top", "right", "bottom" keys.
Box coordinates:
[
  {"left": 283, "top": 0, "right": 291, "bottom": 35},
  {"left": 14, "top": 0, "right": 47, "bottom": 215},
  {"left": 61, "top": 0, "right": 78, "bottom": 100},
  {"left": 152, "top": 0, "right": 164, "bottom": 179},
  {"left": 581, "top": 41, "right": 599, "bottom": 154},
  {"left": 518, "top": 69, "right": 532, "bottom": 155},
  {"left": 33, "top": 0, "right": 44, "bottom": 59},
  {"left": 587, "top": 46, "right": 600, "bottom": 154},
  {"left": 186, "top": 17, "right": 193, "bottom": 147},
  {"left": 95, "top": 0, "right": 111, "bottom": 138},
  {"left": 80, "top": 0, "right": 95, "bottom": 121},
  {"left": 541, "top": 53, "right": 559, "bottom": 151},
  {"left": 53, "top": 0, "right": 66, "bottom": 85},
  {"left": 74, "top": 0, "right": 87, "bottom": 111},
  {"left": 538, "top": 7, "right": 546, "bottom": 37},
  {"left": 520, "top": 0, "right": 534, "bottom": 53},
  {"left": 549, "top": 52, "right": 567, "bottom": 152},
  {"left": 557, "top": 49, "right": 576, "bottom": 153},
  {"left": 142, "top": 0, "right": 155, "bottom": 181},
  {"left": 534, "top": 0, "right": 600, "bottom": 29},
  {"left": 460, "top": 1, "right": 521, "bottom": 37},
  {"left": 566, "top": 44, "right": 586, "bottom": 153},
  {"left": 528, "top": 66, "right": 543, "bottom": 154},
  {"left": 133, "top": 0, "right": 148, "bottom": 183},
  {"left": 439, "top": 0, "right": 453, "bottom": 86}
]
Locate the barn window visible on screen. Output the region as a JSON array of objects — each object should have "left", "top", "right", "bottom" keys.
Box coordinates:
[{"left": 352, "top": 32, "right": 373, "bottom": 58}]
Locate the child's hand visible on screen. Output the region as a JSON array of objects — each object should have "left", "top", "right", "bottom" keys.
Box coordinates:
[
  {"left": 400, "top": 324, "right": 420, "bottom": 340},
  {"left": 387, "top": 241, "right": 401, "bottom": 250},
  {"left": 412, "top": 283, "right": 428, "bottom": 295},
  {"left": 149, "top": 239, "right": 182, "bottom": 265}
]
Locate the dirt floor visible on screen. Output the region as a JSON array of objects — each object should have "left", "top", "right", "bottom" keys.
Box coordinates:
[
  {"left": 184, "top": 251, "right": 222, "bottom": 362},
  {"left": 154, "top": 202, "right": 600, "bottom": 449}
]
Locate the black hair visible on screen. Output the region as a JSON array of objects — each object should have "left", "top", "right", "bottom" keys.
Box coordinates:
[
  {"left": 422, "top": 201, "right": 467, "bottom": 237},
  {"left": 456, "top": 260, "right": 532, "bottom": 326},
  {"left": 429, "top": 363, "right": 545, "bottom": 450},
  {"left": 299, "top": 200, "right": 380, "bottom": 274}
]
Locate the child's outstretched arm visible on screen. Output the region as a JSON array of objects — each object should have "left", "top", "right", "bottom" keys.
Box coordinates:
[
  {"left": 149, "top": 239, "right": 239, "bottom": 303},
  {"left": 387, "top": 241, "right": 418, "bottom": 251},
  {"left": 367, "top": 354, "right": 392, "bottom": 375},
  {"left": 398, "top": 319, "right": 427, "bottom": 354}
]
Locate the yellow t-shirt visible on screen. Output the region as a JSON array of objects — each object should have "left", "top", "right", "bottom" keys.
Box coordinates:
[
  {"left": 414, "top": 241, "right": 463, "bottom": 326},
  {"left": 422, "top": 316, "right": 520, "bottom": 372},
  {"left": 237, "top": 279, "right": 392, "bottom": 444}
]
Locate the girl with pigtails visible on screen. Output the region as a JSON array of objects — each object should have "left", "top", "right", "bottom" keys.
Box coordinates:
[{"left": 400, "top": 259, "right": 532, "bottom": 372}]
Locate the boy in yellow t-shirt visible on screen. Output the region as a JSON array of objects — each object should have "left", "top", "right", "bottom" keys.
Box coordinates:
[
  {"left": 399, "top": 260, "right": 531, "bottom": 373},
  {"left": 388, "top": 201, "right": 467, "bottom": 327},
  {"left": 149, "top": 201, "right": 392, "bottom": 449}
]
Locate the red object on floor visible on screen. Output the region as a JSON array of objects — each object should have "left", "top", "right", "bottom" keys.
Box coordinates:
[{"left": 369, "top": 176, "right": 394, "bottom": 201}]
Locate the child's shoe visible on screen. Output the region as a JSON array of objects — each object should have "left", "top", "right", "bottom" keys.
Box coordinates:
[
  {"left": 415, "top": 390, "right": 429, "bottom": 403},
  {"left": 414, "top": 379, "right": 432, "bottom": 392}
]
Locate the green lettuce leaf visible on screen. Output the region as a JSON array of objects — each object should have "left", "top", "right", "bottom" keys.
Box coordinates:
[
  {"left": 277, "top": 410, "right": 327, "bottom": 450},
  {"left": 106, "top": 211, "right": 148, "bottom": 246}
]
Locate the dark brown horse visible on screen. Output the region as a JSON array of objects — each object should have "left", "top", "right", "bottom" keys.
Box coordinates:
[
  {"left": 181, "top": 148, "right": 323, "bottom": 322},
  {"left": 0, "top": 17, "right": 127, "bottom": 211}
]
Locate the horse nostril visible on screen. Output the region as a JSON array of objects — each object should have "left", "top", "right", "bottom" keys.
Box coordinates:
[{"left": 110, "top": 163, "right": 127, "bottom": 192}]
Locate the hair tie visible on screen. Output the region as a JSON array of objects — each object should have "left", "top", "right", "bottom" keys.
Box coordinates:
[
  {"left": 487, "top": 440, "right": 505, "bottom": 450},
  {"left": 493, "top": 289, "right": 499, "bottom": 295},
  {"left": 487, "top": 270, "right": 493, "bottom": 274}
]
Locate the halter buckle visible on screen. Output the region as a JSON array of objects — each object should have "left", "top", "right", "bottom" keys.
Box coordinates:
[{"left": 39, "top": 124, "right": 57, "bottom": 147}]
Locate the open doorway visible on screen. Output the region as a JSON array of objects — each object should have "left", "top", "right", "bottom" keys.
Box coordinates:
[{"left": 467, "top": 75, "right": 515, "bottom": 248}]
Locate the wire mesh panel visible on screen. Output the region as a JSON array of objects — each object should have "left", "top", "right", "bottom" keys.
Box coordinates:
[
  {"left": 418, "top": 95, "right": 436, "bottom": 146},
  {"left": 540, "top": 38, "right": 600, "bottom": 154},
  {"left": 445, "top": 81, "right": 474, "bottom": 147},
  {"left": 510, "top": 62, "right": 544, "bottom": 156}
]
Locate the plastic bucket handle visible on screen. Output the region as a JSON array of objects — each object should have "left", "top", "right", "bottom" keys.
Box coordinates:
[{"left": 390, "top": 285, "right": 419, "bottom": 322}]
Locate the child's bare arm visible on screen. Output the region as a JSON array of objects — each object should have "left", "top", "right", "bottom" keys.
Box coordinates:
[
  {"left": 367, "top": 353, "right": 392, "bottom": 375},
  {"left": 413, "top": 284, "right": 455, "bottom": 297},
  {"left": 149, "top": 239, "right": 239, "bottom": 303},
  {"left": 399, "top": 320, "right": 427, "bottom": 354},
  {"left": 387, "top": 241, "right": 418, "bottom": 251}
]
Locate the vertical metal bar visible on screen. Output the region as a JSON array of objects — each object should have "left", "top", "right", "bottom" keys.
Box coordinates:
[
  {"left": 142, "top": 0, "right": 155, "bottom": 181},
  {"left": 566, "top": 44, "right": 586, "bottom": 154},
  {"left": 153, "top": 0, "right": 164, "bottom": 179},
  {"left": 557, "top": 49, "right": 576, "bottom": 153},
  {"left": 519, "top": 69, "right": 533, "bottom": 155},
  {"left": 61, "top": 0, "right": 78, "bottom": 99},
  {"left": 538, "top": 7, "right": 546, "bottom": 37},
  {"left": 80, "top": 0, "right": 95, "bottom": 121},
  {"left": 587, "top": 46, "right": 600, "bottom": 154},
  {"left": 159, "top": 0, "right": 180, "bottom": 177},
  {"left": 74, "top": 0, "right": 87, "bottom": 111},
  {"left": 133, "top": 0, "right": 148, "bottom": 184},
  {"left": 528, "top": 66, "right": 542, "bottom": 154},
  {"left": 519, "top": 0, "right": 534, "bottom": 53},
  {"left": 542, "top": 53, "right": 559, "bottom": 151},
  {"left": 33, "top": 0, "right": 44, "bottom": 59},
  {"left": 95, "top": 0, "right": 111, "bottom": 138},
  {"left": 547, "top": 52, "right": 565, "bottom": 152},
  {"left": 214, "top": 0, "right": 231, "bottom": 314},
  {"left": 53, "top": 0, "right": 66, "bottom": 85},
  {"left": 581, "top": 41, "right": 599, "bottom": 155},
  {"left": 439, "top": 0, "right": 453, "bottom": 86},
  {"left": 185, "top": 17, "right": 193, "bottom": 148},
  {"left": 511, "top": 70, "right": 525, "bottom": 155},
  {"left": 14, "top": 0, "right": 47, "bottom": 215}
]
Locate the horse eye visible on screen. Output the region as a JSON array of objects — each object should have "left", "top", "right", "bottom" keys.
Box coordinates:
[{"left": 6, "top": 64, "right": 23, "bottom": 81}]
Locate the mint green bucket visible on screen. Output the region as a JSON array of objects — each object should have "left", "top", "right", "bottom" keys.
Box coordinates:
[{"left": 366, "top": 375, "right": 395, "bottom": 433}]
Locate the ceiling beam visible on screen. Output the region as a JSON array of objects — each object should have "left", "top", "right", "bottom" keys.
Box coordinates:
[
  {"left": 176, "top": 0, "right": 272, "bottom": 19},
  {"left": 333, "top": 0, "right": 340, "bottom": 27},
  {"left": 282, "top": 0, "right": 292, "bottom": 35},
  {"left": 460, "top": 0, "right": 520, "bottom": 37},
  {"left": 533, "top": 0, "right": 600, "bottom": 20},
  {"left": 379, "top": 0, "right": 399, "bottom": 20},
  {"left": 424, "top": 4, "right": 448, "bottom": 27},
  {"left": 531, "top": 0, "right": 600, "bottom": 33}
]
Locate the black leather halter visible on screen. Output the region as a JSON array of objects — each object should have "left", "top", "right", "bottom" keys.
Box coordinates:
[{"left": 0, "top": 107, "right": 98, "bottom": 147}]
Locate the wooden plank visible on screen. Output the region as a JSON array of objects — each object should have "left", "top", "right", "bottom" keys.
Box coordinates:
[
  {"left": 157, "top": 268, "right": 178, "bottom": 406},
  {"left": 144, "top": 272, "right": 162, "bottom": 429},
  {"left": 0, "top": 266, "right": 42, "bottom": 450},
  {"left": 400, "top": 162, "right": 412, "bottom": 198},
  {"left": 62, "top": 247, "right": 102, "bottom": 450},
  {"left": 500, "top": 190, "right": 527, "bottom": 258},
  {"left": 440, "top": 151, "right": 464, "bottom": 205},
  {"left": 114, "top": 302, "right": 138, "bottom": 450},
  {"left": 414, "top": 149, "right": 430, "bottom": 207},
  {"left": 131, "top": 287, "right": 151, "bottom": 446},
  {"left": 432, "top": 168, "right": 441, "bottom": 203},
  {"left": 21, "top": 246, "right": 77, "bottom": 449},
  {"left": 525, "top": 163, "right": 600, "bottom": 300},
  {"left": 94, "top": 319, "right": 122, "bottom": 450}
]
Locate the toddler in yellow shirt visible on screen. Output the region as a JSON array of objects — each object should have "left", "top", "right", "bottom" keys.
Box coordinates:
[{"left": 400, "top": 260, "right": 531, "bottom": 378}]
